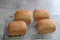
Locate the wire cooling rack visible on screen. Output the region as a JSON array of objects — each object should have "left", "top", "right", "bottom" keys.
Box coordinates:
[{"left": 2, "top": 15, "right": 60, "bottom": 40}]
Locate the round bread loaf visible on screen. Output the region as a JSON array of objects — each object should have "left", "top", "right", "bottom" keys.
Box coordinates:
[
  {"left": 34, "top": 10, "right": 50, "bottom": 22},
  {"left": 37, "top": 19, "right": 56, "bottom": 34},
  {"left": 7, "top": 21, "right": 27, "bottom": 36},
  {"left": 14, "top": 10, "right": 33, "bottom": 24}
]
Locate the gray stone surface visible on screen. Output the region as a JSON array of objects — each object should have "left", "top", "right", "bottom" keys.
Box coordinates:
[
  {"left": 0, "top": 9, "right": 15, "bottom": 40},
  {"left": 17, "top": 0, "right": 52, "bottom": 11},
  {"left": 0, "top": 0, "right": 18, "bottom": 9},
  {"left": 0, "top": 0, "right": 60, "bottom": 40}
]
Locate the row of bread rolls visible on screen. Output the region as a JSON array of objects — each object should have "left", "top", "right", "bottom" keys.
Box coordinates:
[
  {"left": 34, "top": 10, "right": 56, "bottom": 34},
  {"left": 7, "top": 10, "right": 56, "bottom": 37},
  {"left": 8, "top": 10, "right": 32, "bottom": 37}
]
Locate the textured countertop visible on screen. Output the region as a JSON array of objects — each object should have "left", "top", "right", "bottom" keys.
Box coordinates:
[{"left": 0, "top": 0, "right": 60, "bottom": 40}]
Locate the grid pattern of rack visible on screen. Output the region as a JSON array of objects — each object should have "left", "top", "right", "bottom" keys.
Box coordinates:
[{"left": 2, "top": 15, "right": 60, "bottom": 40}]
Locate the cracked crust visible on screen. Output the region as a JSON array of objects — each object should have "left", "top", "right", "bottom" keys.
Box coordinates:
[
  {"left": 7, "top": 21, "right": 27, "bottom": 36},
  {"left": 34, "top": 10, "right": 50, "bottom": 22},
  {"left": 37, "top": 19, "right": 56, "bottom": 34},
  {"left": 14, "top": 10, "right": 33, "bottom": 24}
]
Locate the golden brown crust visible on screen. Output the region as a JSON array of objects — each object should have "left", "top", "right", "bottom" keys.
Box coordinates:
[
  {"left": 14, "top": 10, "right": 33, "bottom": 24},
  {"left": 37, "top": 19, "right": 56, "bottom": 34},
  {"left": 34, "top": 10, "right": 50, "bottom": 22},
  {"left": 7, "top": 21, "right": 27, "bottom": 36}
]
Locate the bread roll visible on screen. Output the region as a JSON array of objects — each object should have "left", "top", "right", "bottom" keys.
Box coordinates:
[
  {"left": 7, "top": 21, "right": 27, "bottom": 36},
  {"left": 34, "top": 10, "right": 50, "bottom": 22},
  {"left": 14, "top": 10, "right": 33, "bottom": 24},
  {"left": 37, "top": 19, "right": 56, "bottom": 34}
]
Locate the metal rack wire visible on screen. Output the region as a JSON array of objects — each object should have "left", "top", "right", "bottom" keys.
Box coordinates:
[{"left": 2, "top": 15, "right": 60, "bottom": 40}]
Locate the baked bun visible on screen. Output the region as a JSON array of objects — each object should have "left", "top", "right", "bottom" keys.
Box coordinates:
[
  {"left": 7, "top": 21, "right": 27, "bottom": 36},
  {"left": 34, "top": 10, "right": 50, "bottom": 22},
  {"left": 14, "top": 10, "right": 33, "bottom": 24},
  {"left": 37, "top": 19, "right": 56, "bottom": 34}
]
